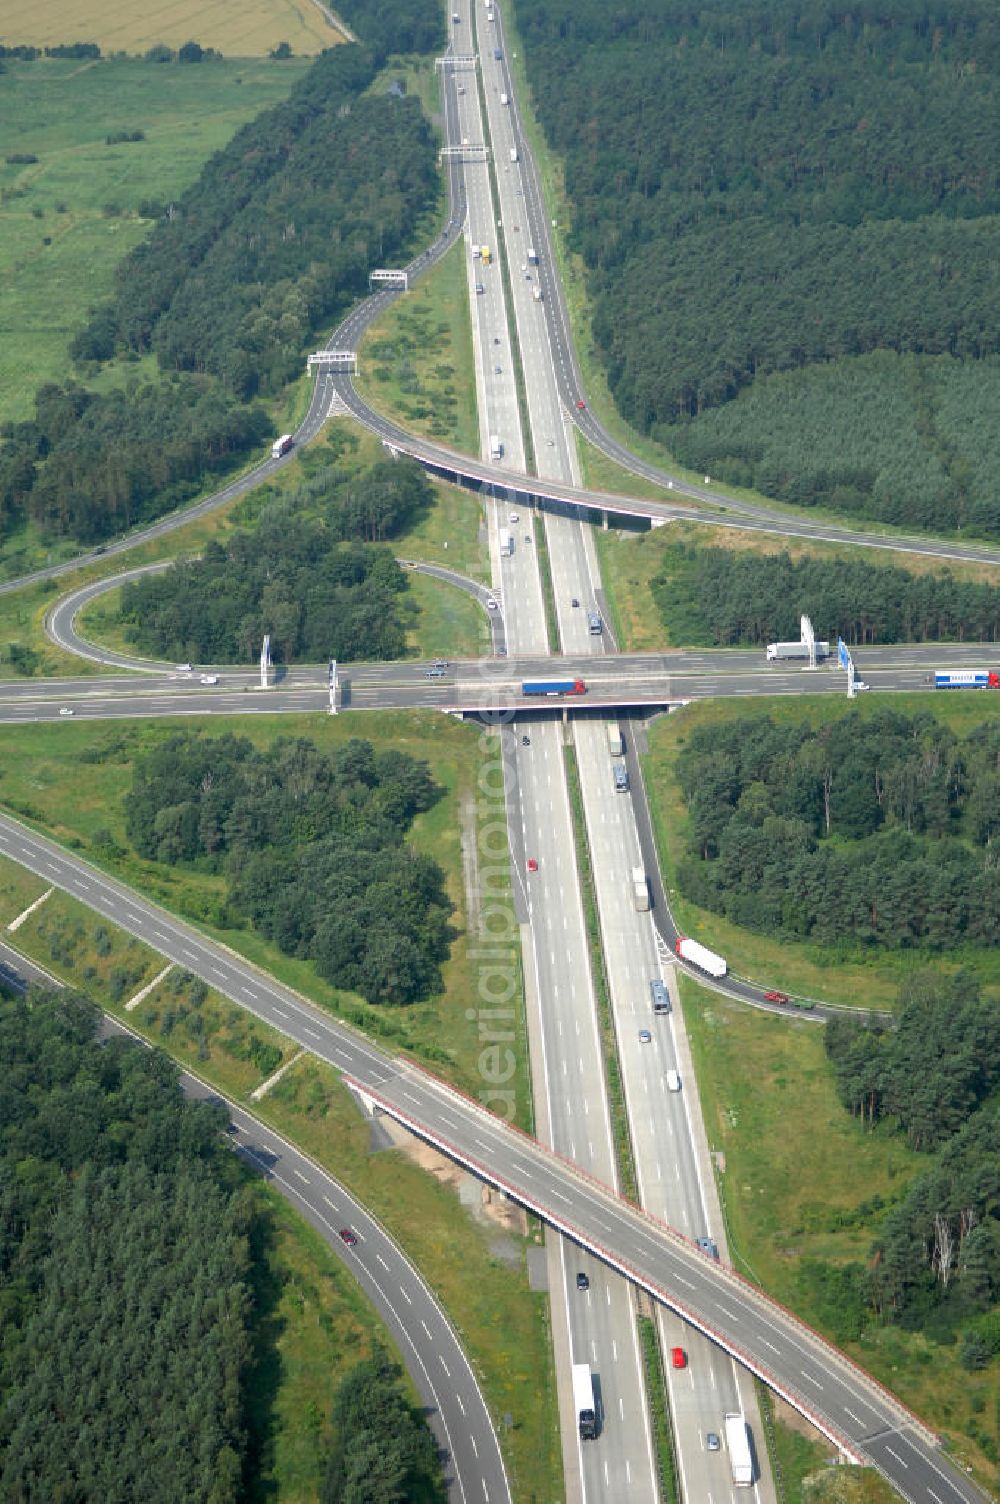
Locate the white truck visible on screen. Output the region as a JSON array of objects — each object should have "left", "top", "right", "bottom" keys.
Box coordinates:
[
  {"left": 500, "top": 91, "right": 509, "bottom": 105},
  {"left": 607, "top": 725, "right": 625, "bottom": 756},
  {"left": 509, "top": 146, "right": 518, "bottom": 163},
  {"left": 527, "top": 246, "right": 538, "bottom": 264},
  {"left": 724, "top": 1412, "right": 754, "bottom": 1487},
  {"left": 271, "top": 434, "right": 293, "bottom": 459},
  {"left": 499, "top": 527, "right": 513, "bottom": 556},
  {"left": 490, "top": 433, "right": 502, "bottom": 460},
  {"left": 631, "top": 867, "right": 650, "bottom": 912},
  {"left": 572, "top": 1363, "right": 598, "bottom": 1440},
  {"left": 766, "top": 640, "right": 830, "bottom": 661},
  {"left": 674, "top": 935, "right": 727, "bottom": 979}
]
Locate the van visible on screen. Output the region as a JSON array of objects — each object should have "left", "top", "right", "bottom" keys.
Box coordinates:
[
  {"left": 475, "top": 283, "right": 485, "bottom": 295},
  {"left": 666, "top": 1069, "right": 681, "bottom": 1092},
  {"left": 613, "top": 763, "right": 629, "bottom": 793},
  {"left": 650, "top": 979, "right": 670, "bottom": 1015},
  {"left": 588, "top": 612, "right": 603, "bottom": 635}
]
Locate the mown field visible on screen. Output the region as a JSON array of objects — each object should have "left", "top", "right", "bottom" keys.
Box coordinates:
[
  {"left": 0, "top": 56, "right": 310, "bottom": 425},
  {"left": 0, "top": 0, "right": 340, "bottom": 57}
]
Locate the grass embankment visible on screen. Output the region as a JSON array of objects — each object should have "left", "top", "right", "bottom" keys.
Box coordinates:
[
  {"left": 0, "top": 56, "right": 310, "bottom": 428},
  {"left": 356, "top": 235, "right": 479, "bottom": 455},
  {"left": 0, "top": 855, "right": 562, "bottom": 1502},
  {"left": 643, "top": 694, "right": 1000, "bottom": 1009},
  {"left": 0, "top": 711, "right": 532, "bottom": 1115},
  {"left": 680, "top": 977, "right": 999, "bottom": 1492},
  {"left": 594, "top": 519, "right": 1000, "bottom": 654},
  {"left": 1, "top": 0, "right": 338, "bottom": 57}
]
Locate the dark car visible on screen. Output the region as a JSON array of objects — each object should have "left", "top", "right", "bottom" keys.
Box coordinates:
[
  {"left": 576, "top": 1272, "right": 589, "bottom": 1291},
  {"left": 339, "top": 1228, "right": 358, "bottom": 1246},
  {"left": 706, "top": 1431, "right": 720, "bottom": 1452}
]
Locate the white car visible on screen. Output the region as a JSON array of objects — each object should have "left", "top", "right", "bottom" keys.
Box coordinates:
[
  {"left": 176, "top": 662, "right": 193, "bottom": 673},
  {"left": 486, "top": 597, "right": 499, "bottom": 611},
  {"left": 59, "top": 707, "right": 74, "bottom": 717},
  {"left": 509, "top": 512, "right": 519, "bottom": 523},
  {"left": 200, "top": 674, "right": 219, "bottom": 686}
]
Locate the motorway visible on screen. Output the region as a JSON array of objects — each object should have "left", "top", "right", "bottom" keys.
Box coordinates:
[
  {"left": 0, "top": 809, "right": 987, "bottom": 1504},
  {"left": 0, "top": 941, "right": 507, "bottom": 1504}
]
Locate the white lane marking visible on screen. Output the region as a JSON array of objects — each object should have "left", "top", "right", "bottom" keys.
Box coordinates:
[
  {"left": 421, "top": 1319, "right": 432, "bottom": 1339},
  {"left": 440, "top": 1355, "right": 451, "bottom": 1378},
  {"left": 843, "top": 1407, "right": 863, "bottom": 1426},
  {"left": 884, "top": 1447, "right": 907, "bottom": 1469},
  {"left": 293, "top": 1169, "right": 309, "bottom": 1184},
  {"left": 762, "top": 1338, "right": 780, "bottom": 1354},
  {"left": 322, "top": 1195, "right": 339, "bottom": 1212},
  {"left": 376, "top": 1254, "right": 390, "bottom": 1271},
  {"left": 303, "top": 1026, "right": 321, "bottom": 1040},
  {"left": 399, "top": 1286, "right": 412, "bottom": 1305},
  {"left": 800, "top": 1369, "right": 823, "bottom": 1389}
]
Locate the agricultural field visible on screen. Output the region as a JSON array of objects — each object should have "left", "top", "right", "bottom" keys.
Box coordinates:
[
  {"left": 0, "top": 0, "right": 340, "bottom": 58},
  {"left": 0, "top": 56, "right": 310, "bottom": 424}
]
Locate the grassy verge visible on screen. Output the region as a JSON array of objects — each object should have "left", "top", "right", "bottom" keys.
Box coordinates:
[
  {"left": 0, "top": 56, "right": 310, "bottom": 428},
  {"left": 0, "top": 710, "right": 532, "bottom": 1117},
  {"left": 637, "top": 1315, "right": 679, "bottom": 1504},
  {"left": 533, "top": 514, "right": 561, "bottom": 654},
  {"left": 643, "top": 695, "right": 1000, "bottom": 1008},
  {"left": 595, "top": 518, "right": 1000, "bottom": 655},
  {"left": 355, "top": 236, "right": 480, "bottom": 454},
  {"left": 562, "top": 743, "right": 638, "bottom": 1200},
  {"left": 2, "top": 871, "right": 561, "bottom": 1500},
  {"left": 404, "top": 570, "right": 489, "bottom": 660},
  {"left": 680, "top": 975, "right": 999, "bottom": 1489}
]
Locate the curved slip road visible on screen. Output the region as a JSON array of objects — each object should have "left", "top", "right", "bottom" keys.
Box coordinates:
[{"left": 0, "top": 808, "right": 988, "bottom": 1504}]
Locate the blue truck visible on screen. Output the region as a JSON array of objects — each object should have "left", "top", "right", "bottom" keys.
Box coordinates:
[
  {"left": 522, "top": 678, "right": 586, "bottom": 696},
  {"left": 934, "top": 671, "right": 1000, "bottom": 689}
]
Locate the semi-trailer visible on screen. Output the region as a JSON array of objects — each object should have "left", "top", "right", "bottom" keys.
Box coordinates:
[
  {"left": 607, "top": 725, "right": 625, "bottom": 756},
  {"left": 572, "top": 1363, "right": 598, "bottom": 1440},
  {"left": 934, "top": 670, "right": 1000, "bottom": 689},
  {"left": 632, "top": 867, "right": 650, "bottom": 911},
  {"left": 499, "top": 528, "right": 513, "bottom": 557},
  {"left": 490, "top": 433, "right": 502, "bottom": 460},
  {"left": 724, "top": 1412, "right": 754, "bottom": 1487},
  {"left": 509, "top": 146, "right": 518, "bottom": 163},
  {"left": 271, "top": 434, "right": 293, "bottom": 459},
  {"left": 766, "top": 640, "right": 830, "bottom": 661},
  {"left": 521, "top": 678, "right": 587, "bottom": 696},
  {"left": 675, "top": 936, "right": 727, "bottom": 978},
  {"left": 527, "top": 247, "right": 538, "bottom": 264}
]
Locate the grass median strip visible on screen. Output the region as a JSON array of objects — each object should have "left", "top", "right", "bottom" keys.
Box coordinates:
[{"left": 638, "top": 1314, "right": 680, "bottom": 1504}]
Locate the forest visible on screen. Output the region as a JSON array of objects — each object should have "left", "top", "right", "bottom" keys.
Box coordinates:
[
  {"left": 323, "top": 1354, "right": 445, "bottom": 1504},
  {"left": 512, "top": 0, "right": 1000, "bottom": 532},
  {"left": 650, "top": 542, "right": 1000, "bottom": 648},
  {"left": 674, "top": 708, "right": 1000, "bottom": 950},
  {"left": 820, "top": 975, "right": 998, "bottom": 1368},
  {"left": 0, "top": 991, "right": 253, "bottom": 1501},
  {"left": 125, "top": 733, "right": 454, "bottom": 1005},
  {"left": 116, "top": 457, "right": 432, "bottom": 663},
  {"left": 0, "top": 30, "right": 439, "bottom": 547}
]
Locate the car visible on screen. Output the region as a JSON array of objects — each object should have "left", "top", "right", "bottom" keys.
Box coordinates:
[
  {"left": 670, "top": 1346, "right": 687, "bottom": 1369},
  {"left": 338, "top": 1228, "right": 358, "bottom": 1246},
  {"left": 696, "top": 1236, "right": 720, "bottom": 1260},
  {"left": 576, "top": 399, "right": 586, "bottom": 409},
  {"left": 59, "top": 707, "right": 74, "bottom": 717},
  {"left": 638, "top": 1028, "right": 652, "bottom": 1044},
  {"left": 486, "top": 597, "right": 499, "bottom": 610},
  {"left": 494, "top": 364, "right": 502, "bottom": 374},
  {"left": 705, "top": 1431, "right": 721, "bottom": 1452},
  {"left": 432, "top": 658, "right": 450, "bottom": 669},
  {"left": 176, "top": 663, "right": 193, "bottom": 673},
  {"left": 764, "top": 989, "right": 790, "bottom": 1004},
  {"left": 493, "top": 335, "right": 501, "bottom": 345},
  {"left": 425, "top": 667, "right": 445, "bottom": 679},
  {"left": 570, "top": 597, "right": 579, "bottom": 607},
  {"left": 576, "top": 1272, "right": 589, "bottom": 1291},
  {"left": 200, "top": 674, "right": 219, "bottom": 686},
  {"left": 526, "top": 857, "right": 538, "bottom": 873},
  {"left": 475, "top": 283, "right": 485, "bottom": 295},
  {"left": 509, "top": 512, "right": 519, "bottom": 523}
]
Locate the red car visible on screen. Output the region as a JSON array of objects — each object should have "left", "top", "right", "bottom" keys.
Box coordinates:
[
  {"left": 526, "top": 857, "right": 538, "bottom": 873},
  {"left": 576, "top": 399, "right": 586, "bottom": 409},
  {"left": 764, "top": 990, "right": 790, "bottom": 1005},
  {"left": 671, "top": 1346, "right": 687, "bottom": 1369},
  {"left": 339, "top": 1228, "right": 358, "bottom": 1246}
]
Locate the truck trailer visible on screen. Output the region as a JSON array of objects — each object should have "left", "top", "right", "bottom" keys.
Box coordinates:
[
  {"left": 527, "top": 247, "right": 538, "bottom": 264},
  {"left": 499, "top": 528, "right": 513, "bottom": 557},
  {"left": 271, "top": 434, "right": 293, "bottom": 459},
  {"left": 509, "top": 146, "right": 518, "bottom": 163},
  {"left": 490, "top": 433, "right": 502, "bottom": 460},
  {"left": 766, "top": 640, "right": 831, "bottom": 662},
  {"left": 632, "top": 867, "right": 650, "bottom": 911},
  {"left": 934, "top": 670, "right": 1000, "bottom": 689},
  {"left": 607, "top": 725, "right": 625, "bottom": 756},
  {"left": 522, "top": 678, "right": 587, "bottom": 696},
  {"left": 675, "top": 936, "right": 727, "bottom": 979},
  {"left": 724, "top": 1412, "right": 754, "bottom": 1487},
  {"left": 572, "top": 1363, "right": 598, "bottom": 1440}
]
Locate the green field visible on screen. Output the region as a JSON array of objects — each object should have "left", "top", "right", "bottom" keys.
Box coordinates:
[
  {"left": 0, "top": 56, "right": 310, "bottom": 425},
  {"left": 643, "top": 693, "right": 1000, "bottom": 1008},
  {"left": 681, "top": 977, "right": 999, "bottom": 1491},
  {"left": 0, "top": 0, "right": 339, "bottom": 58}
]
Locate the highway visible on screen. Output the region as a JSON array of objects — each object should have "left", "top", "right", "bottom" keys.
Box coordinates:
[
  {"left": 0, "top": 809, "right": 987, "bottom": 1504},
  {"left": 0, "top": 941, "right": 507, "bottom": 1504}
]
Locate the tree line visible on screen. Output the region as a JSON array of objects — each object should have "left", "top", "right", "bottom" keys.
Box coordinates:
[
  {"left": 323, "top": 1353, "right": 445, "bottom": 1504},
  {"left": 0, "top": 991, "right": 253, "bottom": 1501},
  {"left": 116, "top": 457, "right": 432, "bottom": 663},
  {"left": 512, "top": 0, "right": 999, "bottom": 533},
  {"left": 675, "top": 708, "right": 1000, "bottom": 950},
  {"left": 818, "top": 974, "right": 999, "bottom": 1373},
  {"left": 651, "top": 541, "right": 1000, "bottom": 648},
  {"left": 125, "top": 732, "right": 454, "bottom": 1005}
]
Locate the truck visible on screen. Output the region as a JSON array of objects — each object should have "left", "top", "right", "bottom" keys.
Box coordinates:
[
  {"left": 481, "top": 245, "right": 492, "bottom": 264},
  {"left": 572, "top": 1363, "right": 598, "bottom": 1440},
  {"left": 607, "top": 725, "right": 625, "bottom": 756},
  {"left": 724, "top": 1412, "right": 754, "bottom": 1487},
  {"left": 271, "top": 434, "right": 293, "bottom": 459},
  {"left": 522, "top": 678, "right": 587, "bottom": 696},
  {"left": 766, "top": 640, "right": 831, "bottom": 662},
  {"left": 675, "top": 936, "right": 727, "bottom": 979},
  {"left": 500, "top": 91, "right": 509, "bottom": 105},
  {"left": 934, "top": 670, "right": 1000, "bottom": 689},
  {"left": 632, "top": 867, "right": 650, "bottom": 911},
  {"left": 509, "top": 146, "right": 518, "bottom": 163},
  {"left": 490, "top": 433, "right": 502, "bottom": 460},
  {"left": 527, "top": 247, "right": 538, "bottom": 264},
  {"left": 499, "top": 527, "right": 513, "bottom": 557}
]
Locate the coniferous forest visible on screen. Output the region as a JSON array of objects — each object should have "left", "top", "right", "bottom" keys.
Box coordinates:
[{"left": 513, "top": 0, "right": 1000, "bottom": 533}]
